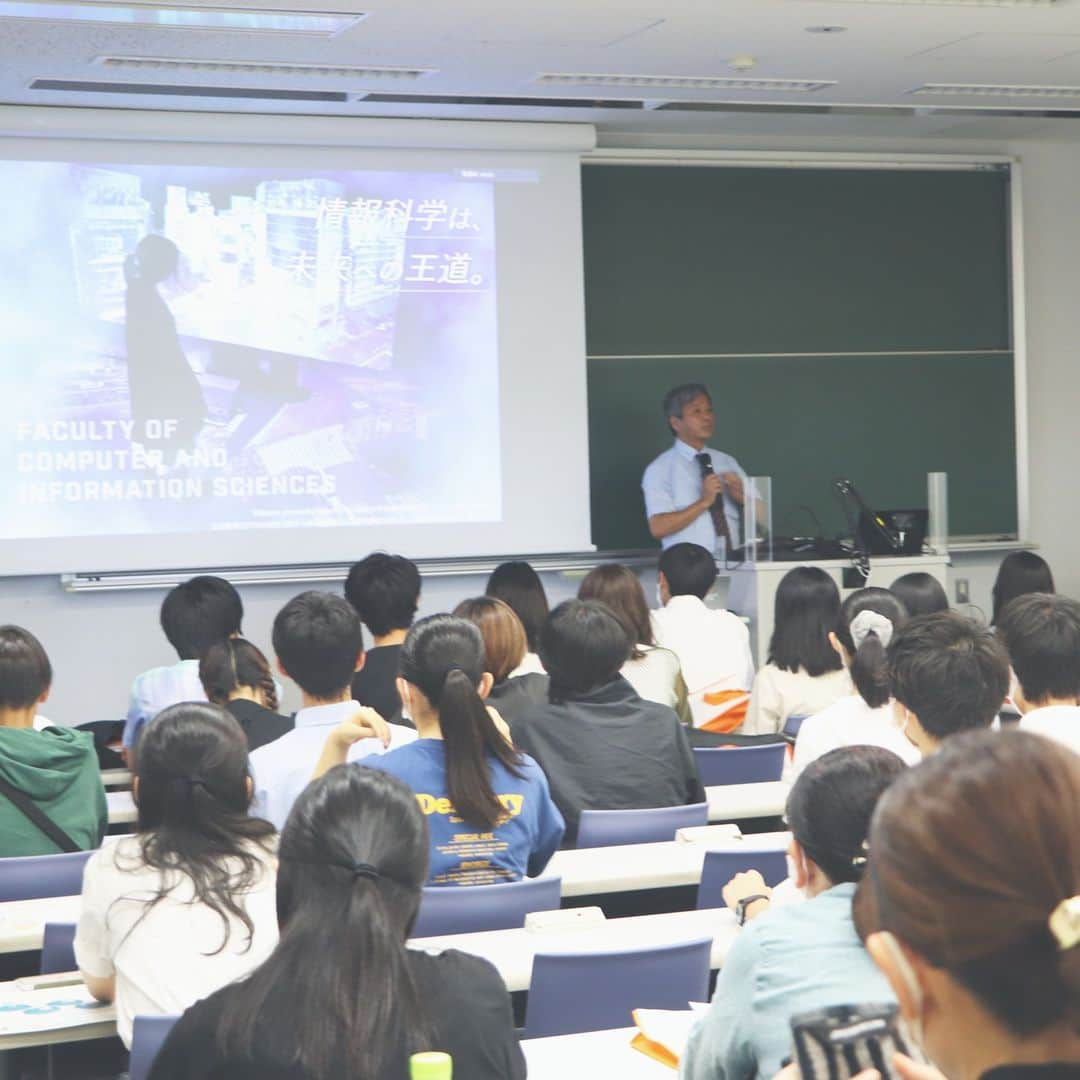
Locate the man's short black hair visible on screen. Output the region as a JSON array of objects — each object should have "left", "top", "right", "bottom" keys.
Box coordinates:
[
  {"left": 273, "top": 591, "right": 365, "bottom": 700},
  {"left": 160, "top": 576, "right": 243, "bottom": 661},
  {"left": 539, "top": 599, "right": 631, "bottom": 697},
  {"left": 0, "top": 626, "right": 51, "bottom": 709},
  {"left": 662, "top": 383, "right": 711, "bottom": 434},
  {"left": 344, "top": 553, "right": 421, "bottom": 639},
  {"left": 997, "top": 592, "right": 1080, "bottom": 705},
  {"left": 658, "top": 542, "right": 717, "bottom": 600},
  {"left": 887, "top": 611, "right": 1009, "bottom": 740}
]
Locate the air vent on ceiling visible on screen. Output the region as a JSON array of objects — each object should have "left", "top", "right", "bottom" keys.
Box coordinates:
[
  {"left": 30, "top": 78, "right": 348, "bottom": 100},
  {"left": 361, "top": 92, "right": 644, "bottom": 109},
  {"left": 913, "top": 82, "right": 1080, "bottom": 98},
  {"left": 537, "top": 72, "right": 835, "bottom": 93},
  {"left": 95, "top": 56, "right": 436, "bottom": 80}
]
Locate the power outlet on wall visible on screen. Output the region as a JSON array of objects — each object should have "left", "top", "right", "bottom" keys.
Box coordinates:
[{"left": 955, "top": 578, "right": 970, "bottom": 604}]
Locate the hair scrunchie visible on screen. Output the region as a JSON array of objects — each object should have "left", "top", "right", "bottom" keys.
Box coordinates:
[{"left": 850, "top": 609, "right": 894, "bottom": 650}]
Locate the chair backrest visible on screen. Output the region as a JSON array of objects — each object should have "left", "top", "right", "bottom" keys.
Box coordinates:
[
  {"left": 129, "top": 1014, "right": 181, "bottom": 1080},
  {"left": 40, "top": 921, "right": 77, "bottom": 975},
  {"left": 782, "top": 714, "right": 809, "bottom": 744},
  {"left": 696, "top": 848, "right": 791, "bottom": 909},
  {"left": 412, "top": 876, "right": 562, "bottom": 938},
  {"left": 0, "top": 849, "right": 94, "bottom": 902},
  {"left": 576, "top": 802, "right": 709, "bottom": 849},
  {"left": 693, "top": 743, "right": 786, "bottom": 786},
  {"left": 524, "top": 937, "right": 712, "bottom": 1038}
]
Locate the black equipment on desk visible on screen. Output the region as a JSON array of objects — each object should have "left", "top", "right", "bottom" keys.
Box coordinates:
[{"left": 857, "top": 508, "right": 928, "bottom": 556}]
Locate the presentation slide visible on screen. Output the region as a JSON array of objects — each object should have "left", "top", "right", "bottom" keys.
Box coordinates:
[{"left": 0, "top": 159, "right": 503, "bottom": 543}]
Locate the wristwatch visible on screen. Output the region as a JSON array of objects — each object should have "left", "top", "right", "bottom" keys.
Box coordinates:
[{"left": 735, "top": 893, "right": 770, "bottom": 926}]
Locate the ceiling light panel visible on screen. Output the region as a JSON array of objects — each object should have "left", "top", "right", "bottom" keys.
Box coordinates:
[
  {"left": 0, "top": 1, "right": 366, "bottom": 35},
  {"left": 96, "top": 56, "right": 435, "bottom": 80},
  {"left": 537, "top": 73, "right": 836, "bottom": 92},
  {"left": 800, "top": 0, "right": 1057, "bottom": 6},
  {"left": 913, "top": 82, "right": 1080, "bottom": 97}
]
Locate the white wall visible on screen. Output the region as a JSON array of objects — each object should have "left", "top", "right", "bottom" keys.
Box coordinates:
[{"left": 6, "top": 128, "right": 1078, "bottom": 724}]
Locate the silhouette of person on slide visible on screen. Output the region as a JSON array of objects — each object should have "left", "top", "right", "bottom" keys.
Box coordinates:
[{"left": 124, "top": 234, "right": 207, "bottom": 456}]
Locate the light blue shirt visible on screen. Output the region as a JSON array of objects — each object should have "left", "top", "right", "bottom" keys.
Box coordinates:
[
  {"left": 642, "top": 439, "right": 749, "bottom": 553},
  {"left": 680, "top": 883, "right": 895, "bottom": 1080},
  {"left": 249, "top": 700, "right": 416, "bottom": 831},
  {"left": 123, "top": 660, "right": 206, "bottom": 750}
]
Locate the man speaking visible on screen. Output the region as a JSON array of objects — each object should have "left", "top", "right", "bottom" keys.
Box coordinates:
[{"left": 642, "top": 383, "right": 751, "bottom": 555}]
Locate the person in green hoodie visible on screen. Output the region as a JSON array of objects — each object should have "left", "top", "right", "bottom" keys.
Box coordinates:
[{"left": 0, "top": 626, "right": 107, "bottom": 857}]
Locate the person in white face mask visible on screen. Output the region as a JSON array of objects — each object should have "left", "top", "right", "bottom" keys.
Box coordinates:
[
  {"left": 855, "top": 729, "right": 1080, "bottom": 1080},
  {"left": 681, "top": 746, "right": 906, "bottom": 1080}
]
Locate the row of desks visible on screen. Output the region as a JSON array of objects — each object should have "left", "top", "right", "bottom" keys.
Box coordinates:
[
  {"left": 0, "top": 906, "right": 735, "bottom": 1051},
  {"left": 0, "top": 830, "right": 789, "bottom": 955},
  {"left": 104, "top": 780, "right": 789, "bottom": 828}
]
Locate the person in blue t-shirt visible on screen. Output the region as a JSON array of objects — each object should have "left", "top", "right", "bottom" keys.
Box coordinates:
[{"left": 313, "top": 614, "right": 565, "bottom": 887}]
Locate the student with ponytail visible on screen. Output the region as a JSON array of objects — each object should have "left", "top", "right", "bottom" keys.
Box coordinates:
[
  {"left": 792, "top": 587, "right": 921, "bottom": 781},
  {"left": 200, "top": 638, "right": 292, "bottom": 752},
  {"left": 315, "top": 615, "right": 564, "bottom": 886},
  {"left": 855, "top": 730, "right": 1080, "bottom": 1080},
  {"left": 74, "top": 703, "right": 278, "bottom": 1048},
  {"left": 150, "top": 765, "right": 526, "bottom": 1079}
]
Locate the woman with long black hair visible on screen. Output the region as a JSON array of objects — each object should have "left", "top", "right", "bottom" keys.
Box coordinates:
[
  {"left": 316, "top": 614, "right": 564, "bottom": 886},
  {"left": 74, "top": 702, "right": 278, "bottom": 1048},
  {"left": 149, "top": 765, "right": 526, "bottom": 1079}
]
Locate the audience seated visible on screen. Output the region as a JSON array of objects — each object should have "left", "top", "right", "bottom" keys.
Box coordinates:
[
  {"left": 199, "top": 638, "right": 292, "bottom": 753},
  {"left": 149, "top": 765, "right": 527, "bottom": 1079},
  {"left": 886, "top": 611, "right": 1009, "bottom": 756},
  {"left": 579, "top": 563, "right": 692, "bottom": 725},
  {"left": 650, "top": 543, "right": 754, "bottom": 728},
  {"left": 453, "top": 596, "right": 549, "bottom": 726},
  {"left": 75, "top": 703, "right": 278, "bottom": 1048},
  {"left": 123, "top": 575, "right": 243, "bottom": 759},
  {"left": 248, "top": 591, "right": 415, "bottom": 830},
  {"left": 890, "top": 572, "right": 949, "bottom": 617},
  {"left": 512, "top": 599, "right": 704, "bottom": 845},
  {"left": 792, "top": 588, "right": 920, "bottom": 780},
  {"left": 485, "top": 561, "right": 549, "bottom": 676},
  {"left": 345, "top": 552, "right": 421, "bottom": 724},
  {"left": 316, "top": 614, "right": 563, "bottom": 886},
  {"left": 682, "top": 746, "right": 904, "bottom": 1080},
  {"left": 855, "top": 730, "right": 1080, "bottom": 1078},
  {"left": 0, "top": 625, "right": 106, "bottom": 857},
  {"left": 743, "top": 567, "right": 852, "bottom": 735},
  {"left": 997, "top": 592, "right": 1080, "bottom": 756},
  {"left": 992, "top": 550, "right": 1055, "bottom": 626}
]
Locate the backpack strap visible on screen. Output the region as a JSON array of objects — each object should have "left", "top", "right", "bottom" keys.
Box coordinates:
[{"left": 0, "top": 773, "right": 81, "bottom": 853}]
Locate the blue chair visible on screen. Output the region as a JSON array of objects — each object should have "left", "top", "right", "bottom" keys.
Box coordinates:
[
  {"left": 696, "top": 847, "right": 790, "bottom": 909},
  {"left": 782, "top": 714, "right": 809, "bottom": 744},
  {"left": 524, "top": 937, "right": 712, "bottom": 1038},
  {"left": 0, "top": 849, "right": 94, "bottom": 902},
  {"left": 576, "top": 802, "right": 709, "bottom": 849},
  {"left": 694, "top": 743, "right": 786, "bottom": 786},
  {"left": 40, "top": 921, "right": 77, "bottom": 974},
  {"left": 129, "top": 1014, "right": 181, "bottom": 1080},
  {"left": 412, "top": 876, "right": 562, "bottom": 937}
]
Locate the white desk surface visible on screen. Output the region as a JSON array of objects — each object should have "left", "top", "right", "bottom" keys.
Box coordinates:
[
  {"left": 545, "top": 831, "right": 789, "bottom": 897},
  {"left": 0, "top": 977, "right": 117, "bottom": 1051},
  {"left": 411, "top": 906, "right": 738, "bottom": 994},
  {"left": 0, "top": 830, "right": 790, "bottom": 956},
  {"left": 706, "top": 782, "right": 786, "bottom": 822},
  {"left": 101, "top": 769, "right": 132, "bottom": 789},
  {"left": 524, "top": 1026, "right": 673, "bottom": 1079},
  {"left": 106, "top": 789, "right": 136, "bottom": 825}
]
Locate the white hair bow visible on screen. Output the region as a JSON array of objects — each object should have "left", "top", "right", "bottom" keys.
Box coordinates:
[{"left": 850, "top": 609, "right": 894, "bottom": 649}]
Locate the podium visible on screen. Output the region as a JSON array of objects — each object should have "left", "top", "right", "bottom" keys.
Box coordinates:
[{"left": 728, "top": 554, "right": 950, "bottom": 665}]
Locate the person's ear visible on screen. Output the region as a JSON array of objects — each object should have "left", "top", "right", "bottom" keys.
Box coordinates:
[
  {"left": 478, "top": 672, "right": 494, "bottom": 700},
  {"left": 244, "top": 775, "right": 253, "bottom": 803},
  {"left": 354, "top": 649, "right": 366, "bottom": 674},
  {"left": 37, "top": 686, "right": 51, "bottom": 706},
  {"left": 132, "top": 776, "right": 140, "bottom": 806},
  {"left": 827, "top": 631, "right": 846, "bottom": 661},
  {"left": 396, "top": 676, "right": 412, "bottom": 714},
  {"left": 789, "top": 839, "right": 810, "bottom": 890},
  {"left": 275, "top": 657, "right": 290, "bottom": 680},
  {"left": 867, "top": 932, "right": 928, "bottom": 1026}
]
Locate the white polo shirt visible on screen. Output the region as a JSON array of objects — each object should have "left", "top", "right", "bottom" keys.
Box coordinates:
[{"left": 1019, "top": 704, "right": 1080, "bottom": 757}]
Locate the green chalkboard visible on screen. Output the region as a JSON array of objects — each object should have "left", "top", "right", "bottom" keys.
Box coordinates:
[{"left": 582, "top": 164, "right": 1016, "bottom": 546}]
